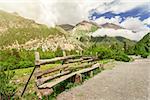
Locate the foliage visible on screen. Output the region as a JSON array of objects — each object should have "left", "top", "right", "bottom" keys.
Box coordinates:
[
  {"left": 0, "top": 49, "right": 34, "bottom": 70},
  {"left": 113, "top": 51, "right": 130, "bottom": 62},
  {"left": 54, "top": 46, "right": 63, "bottom": 57},
  {"left": 83, "top": 45, "right": 130, "bottom": 62},
  {"left": 90, "top": 25, "right": 98, "bottom": 32},
  {"left": 134, "top": 32, "right": 150, "bottom": 58},
  {"left": 141, "top": 53, "right": 149, "bottom": 58},
  {"left": 0, "top": 27, "right": 61, "bottom": 47},
  {"left": 0, "top": 47, "right": 77, "bottom": 70},
  {"left": 0, "top": 68, "right": 16, "bottom": 99}
]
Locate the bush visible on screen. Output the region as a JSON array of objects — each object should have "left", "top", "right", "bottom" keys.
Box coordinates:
[
  {"left": 0, "top": 48, "right": 70, "bottom": 70},
  {"left": 83, "top": 46, "right": 130, "bottom": 62},
  {"left": 113, "top": 52, "right": 130, "bottom": 62},
  {"left": 54, "top": 46, "right": 63, "bottom": 57},
  {"left": 0, "top": 68, "right": 16, "bottom": 99},
  {"left": 141, "top": 53, "right": 149, "bottom": 58},
  {"left": 0, "top": 49, "right": 34, "bottom": 70}
]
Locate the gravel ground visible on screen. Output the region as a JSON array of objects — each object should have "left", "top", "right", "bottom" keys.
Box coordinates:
[{"left": 57, "top": 58, "right": 150, "bottom": 100}]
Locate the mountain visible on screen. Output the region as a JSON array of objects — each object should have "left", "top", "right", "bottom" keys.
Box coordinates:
[
  {"left": 90, "top": 35, "right": 136, "bottom": 51},
  {"left": 134, "top": 32, "right": 150, "bottom": 55},
  {"left": 0, "top": 10, "right": 41, "bottom": 33},
  {"left": 71, "top": 20, "right": 99, "bottom": 44},
  {"left": 0, "top": 10, "right": 83, "bottom": 51},
  {"left": 72, "top": 20, "right": 99, "bottom": 33},
  {"left": 58, "top": 24, "right": 74, "bottom": 31},
  {"left": 100, "top": 23, "right": 124, "bottom": 30},
  {"left": 0, "top": 10, "right": 141, "bottom": 52}
]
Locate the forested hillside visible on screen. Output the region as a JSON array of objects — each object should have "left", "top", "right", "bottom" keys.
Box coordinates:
[{"left": 134, "top": 32, "right": 150, "bottom": 57}]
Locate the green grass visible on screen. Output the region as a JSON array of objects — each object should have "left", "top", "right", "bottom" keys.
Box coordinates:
[
  {"left": 10, "top": 64, "right": 60, "bottom": 99},
  {"left": 13, "top": 64, "right": 60, "bottom": 79},
  {"left": 11, "top": 60, "right": 112, "bottom": 99}
]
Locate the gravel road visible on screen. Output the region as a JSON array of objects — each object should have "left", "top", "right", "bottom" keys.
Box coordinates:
[{"left": 57, "top": 58, "right": 150, "bottom": 100}]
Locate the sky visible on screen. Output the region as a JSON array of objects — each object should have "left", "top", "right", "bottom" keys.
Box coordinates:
[{"left": 0, "top": 0, "right": 150, "bottom": 40}]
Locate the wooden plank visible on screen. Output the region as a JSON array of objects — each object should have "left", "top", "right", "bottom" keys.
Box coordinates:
[
  {"left": 34, "top": 65, "right": 68, "bottom": 77},
  {"left": 38, "top": 72, "right": 76, "bottom": 89},
  {"left": 39, "top": 55, "right": 81, "bottom": 65},
  {"left": 37, "top": 71, "right": 71, "bottom": 86},
  {"left": 81, "top": 59, "right": 94, "bottom": 63},
  {"left": 81, "top": 56, "right": 93, "bottom": 60},
  {"left": 38, "top": 63, "right": 100, "bottom": 89},
  {"left": 65, "top": 58, "right": 83, "bottom": 63},
  {"left": 65, "top": 57, "right": 98, "bottom": 64},
  {"left": 76, "top": 63, "right": 100, "bottom": 74},
  {"left": 69, "top": 62, "right": 96, "bottom": 71}
]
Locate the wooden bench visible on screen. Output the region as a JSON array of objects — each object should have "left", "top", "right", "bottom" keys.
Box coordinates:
[{"left": 33, "top": 52, "right": 102, "bottom": 98}]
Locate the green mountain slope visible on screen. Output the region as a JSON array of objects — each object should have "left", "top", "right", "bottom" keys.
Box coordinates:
[
  {"left": 90, "top": 35, "right": 136, "bottom": 48},
  {"left": 88, "top": 35, "right": 136, "bottom": 55},
  {"left": 134, "top": 32, "right": 150, "bottom": 56},
  {"left": 0, "top": 10, "right": 83, "bottom": 51}
]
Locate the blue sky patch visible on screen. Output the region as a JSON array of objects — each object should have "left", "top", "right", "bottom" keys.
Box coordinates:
[{"left": 89, "top": 4, "right": 150, "bottom": 24}]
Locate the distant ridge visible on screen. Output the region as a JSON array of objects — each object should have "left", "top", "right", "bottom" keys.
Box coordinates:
[{"left": 100, "top": 23, "right": 124, "bottom": 30}]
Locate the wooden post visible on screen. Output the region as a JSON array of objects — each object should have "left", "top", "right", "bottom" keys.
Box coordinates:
[
  {"left": 34, "top": 52, "right": 43, "bottom": 99},
  {"left": 21, "top": 52, "right": 41, "bottom": 97},
  {"left": 74, "top": 73, "right": 82, "bottom": 84},
  {"left": 90, "top": 71, "right": 94, "bottom": 77},
  {"left": 35, "top": 52, "right": 40, "bottom": 66}
]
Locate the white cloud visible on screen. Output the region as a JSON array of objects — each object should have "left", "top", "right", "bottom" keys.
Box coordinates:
[
  {"left": 143, "top": 17, "right": 150, "bottom": 25},
  {"left": 94, "top": 16, "right": 122, "bottom": 25},
  {"left": 0, "top": 0, "right": 149, "bottom": 40},
  {"left": 95, "top": 0, "right": 150, "bottom": 14},
  {"left": 0, "top": 0, "right": 149, "bottom": 27},
  {"left": 120, "top": 17, "right": 150, "bottom": 32},
  {"left": 92, "top": 16, "right": 150, "bottom": 40},
  {"left": 91, "top": 28, "right": 148, "bottom": 41}
]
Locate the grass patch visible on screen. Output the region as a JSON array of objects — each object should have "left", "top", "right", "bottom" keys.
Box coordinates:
[{"left": 12, "top": 60, "right": 111, "bottom": 99}]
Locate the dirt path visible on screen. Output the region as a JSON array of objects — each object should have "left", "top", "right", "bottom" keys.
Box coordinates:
[{"left": 57, "top": 58, "right": 150, "bottom": 100}]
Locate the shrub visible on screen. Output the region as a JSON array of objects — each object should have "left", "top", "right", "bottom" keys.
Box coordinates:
[
  {"left": 55, "top": 46, "right": 63, "bottom": 57},
  {"left": 83, "top": 45, "right": 130, "bottom": 62},
  {"left": 141, "top": 53, "right": 149, "bottom": 58},
  {"left": 113, "top": 52, "right": 130, "bottom": 62},
  {"left": 0, "top": 68, "right": 16, "bottom": 99}
]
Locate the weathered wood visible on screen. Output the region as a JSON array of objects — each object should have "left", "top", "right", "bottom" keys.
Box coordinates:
[
  {"left": 76, "top": 63, "right": 100, "bottom": 74},
  {"left": 81, "top": 59, "right": 94, "bottom": 63},
  {"left": 65, "top": 58, "right": 83, "bottom": 63},
  {"left": 35, "top": 52, "right": 40, "bottom": 65},
  {"left": 74, "top": 73, "right": 82, "bottom": 83},
  {"left": 69, "top": 62, "right": 96, "bottom": 71},
  {"left": 38, "top": 63, "right": 100, "bottom": 89},
  {"left": 35, "top": 65, "right": 68, "bottom": 77},
  {"left": 90, "top": 71, "right": 94, "bottom": 77},
  {"left": 81, "top": 56, "right": 93, "bottom": 60},
  {"left": 37, "top": 71, "right": 71, "bottom": 86},
  {"left": 38, "top": 72, "right": 76, "bottom": 89},
  {"left": 39, "top": 55, "right": 81, "bottom": 65},
  {"left": 39, "top": 88, "right": 53, "bottom": 96}
]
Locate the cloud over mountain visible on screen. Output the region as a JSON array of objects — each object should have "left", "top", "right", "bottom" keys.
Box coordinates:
[{"left": 0, "top": 0, "right": 149, "bottom": 40}]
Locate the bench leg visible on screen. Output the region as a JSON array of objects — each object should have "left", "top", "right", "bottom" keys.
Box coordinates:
[
  {"left": 74, "top": 74, "right": 82, "bottom": 84},
  {"left": 90, "top": 71, "right": 94, "bottom": 77},
  {"left": 39, "top": 88, "right": 54, "bottom": 97}
]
